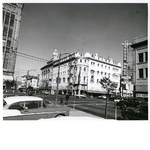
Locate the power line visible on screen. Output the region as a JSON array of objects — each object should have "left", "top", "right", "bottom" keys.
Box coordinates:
[{"left": 16, "top": 51, "right": 49, "bottom": 63}]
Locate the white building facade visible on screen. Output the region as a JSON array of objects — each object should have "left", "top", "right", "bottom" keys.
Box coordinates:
[{"left": 41, "top": 49, "right": 121, "bottom": 97}]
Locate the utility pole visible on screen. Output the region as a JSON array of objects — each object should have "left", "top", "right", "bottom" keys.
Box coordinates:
[
  {"left": 78, "top": 67, "right": 81, "bottom": 95},
  {"left": 16, "top": 76, "right": 19, "bottom": 90},
  {"left": 55, "top": 53, "right": 61, "bottom": 104}
]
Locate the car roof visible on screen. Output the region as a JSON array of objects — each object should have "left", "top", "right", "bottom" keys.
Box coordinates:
[{"left": 4, "top": 96, "right": 43, "bottom": 105}]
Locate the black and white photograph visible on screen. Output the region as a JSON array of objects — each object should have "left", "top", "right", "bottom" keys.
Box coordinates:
[{"left": 1, "top": 0, "right": 149, "bottom": 150}]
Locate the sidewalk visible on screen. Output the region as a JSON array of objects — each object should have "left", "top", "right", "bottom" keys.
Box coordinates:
[{"left": 69, "top": 108, "right": 104, "bottom": 119}]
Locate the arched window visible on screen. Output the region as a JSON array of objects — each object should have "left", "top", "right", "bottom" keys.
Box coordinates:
[{"left": 90, "top": 75, "right": 94, "bottom": 83}]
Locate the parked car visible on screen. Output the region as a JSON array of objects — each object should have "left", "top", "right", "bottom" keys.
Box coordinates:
[
  {"left": 116, "top": 97, "right": 147, "bottom": 110},
  {"left": 120, "top": 104, "right": 148, "bottom": 120},
  {"left": 42, "top": 90, "right": 50, "bottom": 95},
  {"left": 3, "top": 96, "right": 70, "bottom": 120},
  {"left": 75, "top": 94, "right": 87, "bottom": 98},
  {"left": 97, "top": 95, "right": 106, "bottom": 99},
  {"left": 17, "top": 85, "right": 26, "bottom": 93},
  {"left": 3, "top": 91, "right": 27, "bottom": 98}
]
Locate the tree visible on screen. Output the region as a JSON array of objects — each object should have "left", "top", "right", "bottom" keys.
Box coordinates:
[{"left": 99, "top": 77, "right": 118, "bottom": 119}]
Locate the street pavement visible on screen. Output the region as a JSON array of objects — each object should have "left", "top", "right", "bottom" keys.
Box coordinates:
[{"left": 69, "top": 108, "right": 104, "bottom": 119}]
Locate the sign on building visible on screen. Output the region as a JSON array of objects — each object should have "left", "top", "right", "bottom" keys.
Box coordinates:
[{"left": 122, "top": 40, "right": 131, "bottom": 76}]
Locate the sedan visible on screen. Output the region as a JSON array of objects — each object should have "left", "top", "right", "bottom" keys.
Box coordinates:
[
  {"left": 120, "top": 104, "right": 148, "bottom": 120},
  {"left": 75, "top": 94, "right": 87, "bottom": 98},
  {"left": 3, "top": 96, "right": 70, "bottom": 120},
  {"left": 116, "top": 97, "right": 147, "bottom": 110}
]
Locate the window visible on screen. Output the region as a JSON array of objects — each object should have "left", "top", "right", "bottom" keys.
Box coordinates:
[
  {"left": 10, "top": 14, "right": 15, "bottom": 27},
  {"left": 9, "top": 102, "right": 24, "bottom": 110},
  {"left": 97, "top": 71, "right": 99, "bottom": 74},
  {"left": 8, "top": 29, "right": 13, "bottom": 38},
  {"left": 97, "top": 79, "right": 99, "bottom": 84},
  {"left": 27, "top": 101, "right": 46, "bottom": 109},
  {"left": 6, "top": 47, "right": 10, "bottom": 53},
  {"left": 25, "top": 101, "right": 40, "bottom": 109},
  {"left": 98, "top": 63, "right": 99, "bottom": 67},
  {"left": 63, "top": 77, "right": 65, "bottom": 83},
  {"left": 84, "top": 67, "right": 86, "bottom": 72},
  {"left": 3, "top": 26, "right": 8, "bottom": 37},
  {"left": 139, "top": 53, "right": 143, "bottom": 63},
  {"left": 145, "top": 68, "right": 148, "bottom": 78},
  {"left": 90, "top": 70, "right": 94, "bottom": 75},
  {"left": 83, "top": 77, "right": 86, "bottom": 83},
  {"left": 5, "top": 12, "right": 10, "bottom": 25},
  {"left": 7, "top": 40, "right": 11, "bottom": 47},
  {"left": 3, "top": 52, "right": 9, "bottom": 69},
  {"left": 145, "top": 52, "right": 148, "bottom": 62},
  {"left": 101, "top": 64, "right": 103, "bottom": 67},
  {"left": 139, "top": 68, "right": 143, "bottom": 78},
  {"left": 3, "top": 10, "right": 5, "bottom": 21},
  {"left": 108, "top": 73, "right": 110, "bottom": 78},
  {"left": 108, "top": 66, "right": 110, "bottom": 70},
  {"left": 80, "top": 59, "right": 82, "bottom": 62},
  {"left": 90, "top": 76, "right": 94, "bottom": 83}
]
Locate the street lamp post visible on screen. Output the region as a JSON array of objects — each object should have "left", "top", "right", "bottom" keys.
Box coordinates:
[
  {"left": 16, "top": 76, "right": 19, "bottom": 90},
  {"left": 55, "top": 53, "right": 71, "bottom": 104}
]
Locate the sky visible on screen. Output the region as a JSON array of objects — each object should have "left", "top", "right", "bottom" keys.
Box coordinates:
[{"left": 12, "top": 2, "right": 148, "bottom": 79}]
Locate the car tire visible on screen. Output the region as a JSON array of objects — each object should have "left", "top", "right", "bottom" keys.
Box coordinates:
[{"left": 54, "top": 114, "right": 65, "bottom": 118}]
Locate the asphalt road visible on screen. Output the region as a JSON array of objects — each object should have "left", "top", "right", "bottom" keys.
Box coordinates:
[{"left": 36, "top": 94, "right": 122, "bottom": 119}]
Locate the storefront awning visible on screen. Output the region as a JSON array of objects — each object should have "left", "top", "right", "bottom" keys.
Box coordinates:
[{"left": 3, "top": 75, "right": 13, "bottom": 81}]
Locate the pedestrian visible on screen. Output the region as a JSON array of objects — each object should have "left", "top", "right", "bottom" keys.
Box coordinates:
[
  {"left": 65, "top": 92, "right": 70, "bottom": 105},
  {"left": 59, "top": 95, "right": 64, "bottom": 105}
]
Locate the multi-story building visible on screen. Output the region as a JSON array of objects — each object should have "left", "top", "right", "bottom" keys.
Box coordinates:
[
  {"left": 130, "top": 35, "right": 148, "bottom": 99},
  {"left": 41, "top": 49, "right": 121, "bottom": 97},
  {"left": 3, "top": 3, "right": 24, "bottom": 81}
]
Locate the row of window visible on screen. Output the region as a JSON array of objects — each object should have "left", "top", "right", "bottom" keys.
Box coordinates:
[
  {"left": 3, "top": 10, "right": 15, "bottom": 27},
  {"left": 42, "top": 61, "right": 120, "bottom": 76},
  {"left": 3, "top": 10, "right": 16, "bottom": 50},
  {"left": 139, "top": 68, "right": 148, "bottom": 79},
  {"left": 91, "top": 62, "right": 111, "bottom": 69},
  {"left": 3, "top": 10, "right": 15, "bottom": 42}
]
